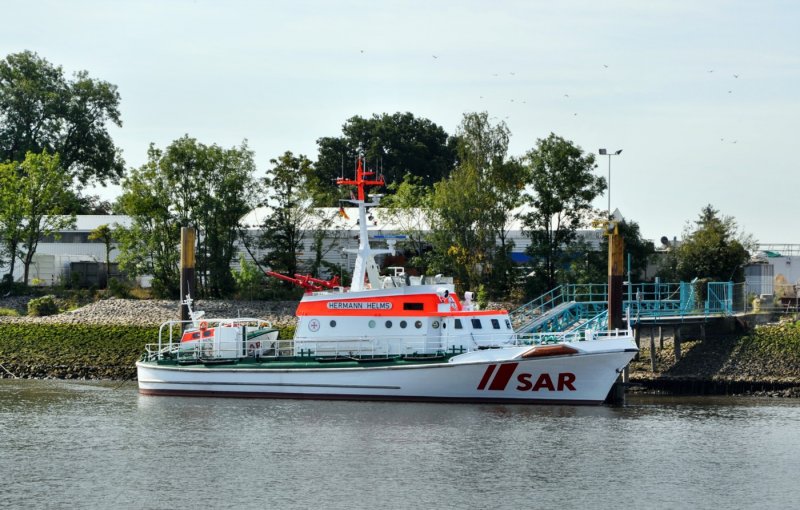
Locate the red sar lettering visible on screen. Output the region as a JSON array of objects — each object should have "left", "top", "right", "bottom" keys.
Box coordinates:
[{"left": 516, "top": 372, "right": 576, "bottom": 391}]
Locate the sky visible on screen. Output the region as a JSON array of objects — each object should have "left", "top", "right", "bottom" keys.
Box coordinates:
[{"left": 3, "top": 0, "right": 799, "bottom": 245}]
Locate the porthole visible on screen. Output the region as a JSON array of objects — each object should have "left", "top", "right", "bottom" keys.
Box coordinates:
[
  {"left": 385, "top": 320, "right": 393, "bottom": 328},
  {"left": 432, "top": 320, "right": 440, "bottom": 329},
  {"left": 400, "top": 320, "right": 407, "bottom": 329},
  {"left": 414, "top": 320, "right": 423, "bottom": 329},
  {"left": 330, "top": 320, "right": 337, "bottom": 327},
  {"left": 368, "top": 320, "right": 376, "bottom": 328}
]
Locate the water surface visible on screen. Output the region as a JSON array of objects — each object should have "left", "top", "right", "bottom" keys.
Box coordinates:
[{"left": 1, "top": 380, "right": 798, "bottom": 509}]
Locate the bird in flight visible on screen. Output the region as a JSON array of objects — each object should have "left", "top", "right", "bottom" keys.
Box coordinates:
[
  {"left": 564, "top": 94, "right": 569, "bottom": 98},
  {"left": 603, "top": 64, "right": 608, "bottom": 68},
  {"left": 432, "top": 55, "right": 438, "bottom": 59},
  {"left": 733, "top": 74, "right": 739, "bottom": 78}
]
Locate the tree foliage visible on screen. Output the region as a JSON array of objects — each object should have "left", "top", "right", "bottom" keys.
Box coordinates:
[
  {"left": 563, "top": 219, "right": 655, "bottom": 285},
  {"left": 0, "top": 150, "right": 75, "bottom": 284},
  {"left": 115, "top": 137, "right": 256, "bottom": 297},
  {"left": 88, "top": 224, "right": 115, "bottom": 287},
  {"left": 520, "top": 133, "right": 605, "bottom": 293},
  {"left": 257, "top": 151, "right": 333, "bottom": 279},
  {"left": 659, "top": 205, "right": 754, "bottom": 282},
  {"left": 0, "top": 51, "right": 124, "bottom": 186},
  {"left": 380, "top": 172, "right": 431, "bottom": 268},
  {"left": 426, "top": 112, "right": 523, "bottom": 296},
  {"left": 314, "top": 112, "right": 455, "bottom": 204}
]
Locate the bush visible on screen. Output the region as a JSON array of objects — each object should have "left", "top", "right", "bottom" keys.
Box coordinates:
[
  {"left": 27, "top": 295, "right": 59, "bottom": 316},
  {"left": 0, "top": 308, "right": 19, "bottom": 317},
  {"left": 108, "top": 277, "right": 132, "bottom": 298}
]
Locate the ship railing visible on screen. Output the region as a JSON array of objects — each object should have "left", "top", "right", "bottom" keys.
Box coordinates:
[
  {"left": 293, "top": 335, "right": 448, "bottom": 358},
  {"left": 507, "top": 327, "right": 632, "bottom": 347},
  {"left": 145, "top": 317, "right": 276, "bottom": 361}
]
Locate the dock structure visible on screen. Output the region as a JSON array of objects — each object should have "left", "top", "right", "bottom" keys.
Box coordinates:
[{"left": 512, "top": 281, "right": 739, "bottom": 333}]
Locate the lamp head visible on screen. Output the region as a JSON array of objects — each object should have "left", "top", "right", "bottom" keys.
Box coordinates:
[
  {"left": 615, "top": 149, "right": 623, "bottom": 155},
  {"left": 598, "top": 148, "right": 607, "bottom": 155}
]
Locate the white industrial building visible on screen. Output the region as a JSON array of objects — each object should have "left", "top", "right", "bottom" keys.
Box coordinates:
[{"left": 4, "top": 208, "right": 605, "bottom": 287}]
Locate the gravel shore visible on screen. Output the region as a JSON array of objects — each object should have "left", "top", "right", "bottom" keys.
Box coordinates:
[{"left": 0, "top": 297, "right": 300, "bottom": 328}]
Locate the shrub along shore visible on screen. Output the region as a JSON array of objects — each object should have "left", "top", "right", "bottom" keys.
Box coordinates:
[{"left": 0, "top": 298, "right": 798, "bottom": 396}]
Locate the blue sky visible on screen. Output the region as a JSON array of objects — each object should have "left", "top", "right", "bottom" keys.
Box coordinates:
[{"left": 4, "top": 0, "right": 799, "bottom": 244}]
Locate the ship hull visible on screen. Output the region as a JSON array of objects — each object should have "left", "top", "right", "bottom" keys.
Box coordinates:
[{"left": 137, "top": 344, "right": 637, "bottom": 404}]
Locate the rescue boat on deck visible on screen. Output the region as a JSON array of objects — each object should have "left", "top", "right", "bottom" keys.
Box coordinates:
[{"left": 136, "top": 159, "right": 638, "bottom": 404}]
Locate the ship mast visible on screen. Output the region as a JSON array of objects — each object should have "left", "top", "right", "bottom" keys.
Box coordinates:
[{"left": 337, "top": 158, "right": 393, "bottom": 291}]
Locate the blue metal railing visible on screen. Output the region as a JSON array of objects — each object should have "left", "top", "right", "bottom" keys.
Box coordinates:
[{"left": 511, "top": 281, "right": 736, "bottom": 334}]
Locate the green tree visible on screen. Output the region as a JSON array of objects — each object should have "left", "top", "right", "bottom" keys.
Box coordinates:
[
  {"left": 114, "top": 146, "right": 179, "bottom": 297},
  {"left": 426, "top": 112, "right": 522, "bottom": 296},
  {"left": 520, "top": 133, "right": 605, "bottom": 294},
  {"left": 660, "top": 205, "right": 754, "bottom": 282},
  {"left": 314, "top": 112, "right": 456, "bottom": 203},
  {"left": 380, "top": 172, "right": 431, "bottom": 268},
  {"left": 0, "top": 51, "right": 124, "bottom": 186},
  {"left": 115, "top": 137, "right": 255, "bottom": 297},
  {"left": 562, "top": 219, "right": 655, "bottom": 285},
  {"left": 258, "top": 151, "right": 337, "bottom": 280},
  {"left": 88, "top": 224, "right": 115, "bottom": 287},
  {"left": 0, "top": 150, "right": 75, "bottom": 284}
]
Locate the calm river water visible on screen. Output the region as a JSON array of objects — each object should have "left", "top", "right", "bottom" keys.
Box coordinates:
[{"left": 1, "top": 379, "right": 798, "bottom": 509}]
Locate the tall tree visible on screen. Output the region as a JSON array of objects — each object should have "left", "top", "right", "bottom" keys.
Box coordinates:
[
  {"left": 88, "top": 223, "right": 115, "bottom": 287},
  {"left": 660, "top": 205, "right": 754, "bottom": 282},
  {"left": 314, "top": 112, "right": 456, "bottom": 204},
  {"left": 114, "top": 146, "right": 179, "bottom": 297},
  {"left": 0, "top": 51, "right": 124, "bottom": 186},
  {"left": 115, "top": 137, "right": 255, "bottom": 297},
  {"left": 426, "top": 112, "right": 522, "bottom": 296},
  {"left": 0, "top": 150, "right": 75, "bottom": 284},
  {"left": 258, "top": 151, "right": 337, "bottom": 280},
  {"left": 520, "top": 133, "right": 605, "bottom": 293}
]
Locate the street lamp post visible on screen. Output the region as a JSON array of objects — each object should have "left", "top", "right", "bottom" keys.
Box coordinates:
[{"left": 598, "top": 148, "right": 622, "bottom": 218}]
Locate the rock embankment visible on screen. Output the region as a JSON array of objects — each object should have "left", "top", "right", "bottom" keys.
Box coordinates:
[{"left": 0, "top": 297, "right": 300, "bottom": 328}]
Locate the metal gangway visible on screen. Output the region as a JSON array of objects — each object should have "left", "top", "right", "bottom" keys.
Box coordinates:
[{"left": 511, "top": 281, "right": 738, "bottom": 334}]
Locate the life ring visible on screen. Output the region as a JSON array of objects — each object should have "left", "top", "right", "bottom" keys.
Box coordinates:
[{"left": 199, "top": 321, "right": 208, "bottom": 330}]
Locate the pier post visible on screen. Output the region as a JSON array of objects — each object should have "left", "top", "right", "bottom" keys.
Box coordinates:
[
  {"left": 606, "top": 222, "right": 624, "bottom": 330},
  {"left": 674, "top": 326, "right": 682, "bottom": 361},
  {"left": 634, "top": 326, "right": 641, "bottom": 360},
  {"left": 605, "top": 374, "right": 627, "bottom": 405},
  {"left": 179, "top": 227, "right": 196, "bottom": 328},
  {"left": 659, "top": 326, "right": 664, "bottom": 349},
  {"left": 650, "top": 326, "right": 657, "bottom": 372}
]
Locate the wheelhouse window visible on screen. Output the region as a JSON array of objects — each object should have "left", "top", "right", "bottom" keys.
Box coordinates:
[
  {"left": 454, "top": 319, "right": 463, "bottom": 329},
  {"left": 471, "top": 318, "right": 482, "bottom": 329},
  {"left": 403, "top": 303, "right": 424, "bottom": 311},
  {"left": 491, "top": 319, "right": 500, "bottom": 329}
]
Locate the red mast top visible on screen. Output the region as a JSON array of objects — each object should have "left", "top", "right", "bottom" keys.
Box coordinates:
[{"left": 336, "top": 158, "right": 385, "bottom": 201}]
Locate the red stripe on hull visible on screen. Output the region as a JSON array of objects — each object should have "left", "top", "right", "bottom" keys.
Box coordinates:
[
  {"left": 476, "top": 364, "right": 496, "bottom": 390},
  {"left": 487, "top": 362, "right": 519, "bottom": 390}
]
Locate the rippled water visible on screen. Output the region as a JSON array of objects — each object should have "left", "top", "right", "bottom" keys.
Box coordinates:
[{"left": 1, "top": 380, "right": 798, "bottom": 509}]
